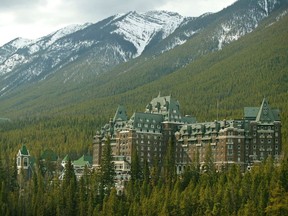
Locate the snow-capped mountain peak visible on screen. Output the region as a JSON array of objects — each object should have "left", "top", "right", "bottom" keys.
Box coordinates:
[
  {"left": 112, "top": 11, "right": 184, "bottom": 57},
  {"left": 9, "top": 37, "right": 34, "bottom": 50},
  {"left": 41, "top": 23, "right": 92, "bottom": 48}
]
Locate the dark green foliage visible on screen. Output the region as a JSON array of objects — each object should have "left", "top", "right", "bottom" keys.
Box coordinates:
[
  {"left": 0, "top": 156, "right": 287, "bottom": 216},
  {"left": 99, "top": 137, "right": 115, "bottom": 194},
  {"left": 163, "top": 138, "right": 176, "bottom": 186},
  {"left": 130, "top": 146, "right": 142, "bottom": 182},
  {"left": 62, "top": 159, "right": 77, "bottom": 216}
]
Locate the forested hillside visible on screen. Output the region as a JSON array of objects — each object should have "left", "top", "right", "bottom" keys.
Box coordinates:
[{"left": 1, "top": 1, "right": 287, "bottom": 119}]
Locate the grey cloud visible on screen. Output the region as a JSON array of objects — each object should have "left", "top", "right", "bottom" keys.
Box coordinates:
[
  {"left": 0, "top": 0, "right": 44, "bottom": 11},
  {"left": 67, "top": 0, "right": 169, "bottom": 20}
]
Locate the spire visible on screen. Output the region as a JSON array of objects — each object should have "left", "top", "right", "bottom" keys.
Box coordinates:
[
  {"left": 113, "top": 105, "right": 128, "bottom": 122},
  {"left": 255, "top": 98, "right": 275, "bottom": 122}
]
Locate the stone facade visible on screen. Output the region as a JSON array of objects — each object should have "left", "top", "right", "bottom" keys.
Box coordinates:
[{"left": 93, "top": 96, "right": 281, "bottom": 172}]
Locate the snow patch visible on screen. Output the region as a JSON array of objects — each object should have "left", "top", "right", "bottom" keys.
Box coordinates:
[
  {"left": 10, "top": 38, "right": 34, "bottom": 49},
  {"left": 112, "top": 11, "right": 184, "bottom": 57},
  {"left": 217, "top": 23, "right": 242, "bottom": 50},
  {"left": 42, "top": 23, "right": 91, "bottom": 48},
  {"left": 0, "top": 54, "right": 28, "bottom": 74},
  {"left": 28, "top": 44, "right": 41, "bottom": 54}
]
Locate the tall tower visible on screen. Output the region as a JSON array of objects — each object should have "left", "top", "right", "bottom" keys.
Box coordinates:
[
  {"left": 93, "top": 132, "right": 102, "bottom": 168},
  {"left": 16, "top": 145, "right": 32, "bottom": 179}
]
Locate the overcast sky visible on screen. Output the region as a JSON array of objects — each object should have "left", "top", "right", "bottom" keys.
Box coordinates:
[{"left": 0, "top": 0, "right": 237, "bottom": 46}]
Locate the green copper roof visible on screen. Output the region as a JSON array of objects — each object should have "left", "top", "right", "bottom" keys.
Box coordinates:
[
  {"left": 256, "top": 98, "right": 277, "bottom": 122},
  {"left": 182, "top": 115, "right": 197, "bottom": 124},
  {"left": 62, "top": 154, "right": 70, "bottom": 162},
  {"left": 130, "top": 112, "right": 164, "bottom": 132},
  {"left": 113, "top": 105, "right": 128, "bottom": 122},
  {"left": 244, "top": 107, "right": 259, "bottom": 120},
  {"left": 73, "top": 155, "right": 92, "bottom": 167},
  {"left": 244, "top": 98, "right": 280, "bottom": 122},
  {"left": 20, "top": 145, "right": 29, "bottom": 156},
  {"left": 272, "top": 109, "right": 281, "bottom": 121}
]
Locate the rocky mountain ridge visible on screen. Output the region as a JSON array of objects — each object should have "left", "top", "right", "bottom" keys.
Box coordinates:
[{"left": 0, "top": 0, "right": 287, "bottom": 97}]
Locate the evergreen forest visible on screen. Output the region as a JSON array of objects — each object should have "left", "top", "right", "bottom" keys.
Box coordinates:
[{"left": 0, "top": 139, "right": 288, "bottom": 215}]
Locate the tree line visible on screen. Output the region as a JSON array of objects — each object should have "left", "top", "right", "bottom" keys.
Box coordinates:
[{"left": 0, "top": 137, "right": 288, "bottom": 216}]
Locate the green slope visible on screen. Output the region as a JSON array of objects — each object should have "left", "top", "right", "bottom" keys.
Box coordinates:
[{"left": 71, "top": 10, "right": 288, "bottom": 119}]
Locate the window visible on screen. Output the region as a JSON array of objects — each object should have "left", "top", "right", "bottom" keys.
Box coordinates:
[
  {"left": 17, "top": 157, "right": 21, "bottom": 166},
  {"left": 23, "top": 157, "right": 28, "bottom": 167}
]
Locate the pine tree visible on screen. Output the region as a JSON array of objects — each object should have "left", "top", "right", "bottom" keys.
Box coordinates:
[
  {"left": 279, "top": 157, "right": 288, "bottom": 192},
  {"left": 266, "top": 184, "right": 288, "bottom": 215},
  {"left": 150, "top": 153, "right": 160, "bottom": 187},
  {"left": 130, "top": 144, "right": 142, "bottom": 182},
  {"left": 99, "top": 136, "right": 115, "bottom": 194},
  {"left": 62, "top": 159, "right": 77, "bottom": 216},
  {"left": 163, "top": 138, "right": 176, "bottom": 187}
]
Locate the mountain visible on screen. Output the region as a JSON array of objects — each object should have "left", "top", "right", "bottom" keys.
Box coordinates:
[
  {"left": 0, "top": 11, "right": 185, "bottom": 96},
  {"left": 0, "top": 0, "right": 287, "bottom": 117},
  {"left": 1, "top": 0, "right": 287, "bottom": 98}
]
